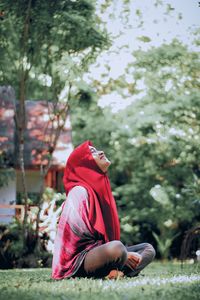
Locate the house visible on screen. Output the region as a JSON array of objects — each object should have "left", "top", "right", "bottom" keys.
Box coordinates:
[{"left": 0, "top": 86, "right": 73, "bottom": 223}]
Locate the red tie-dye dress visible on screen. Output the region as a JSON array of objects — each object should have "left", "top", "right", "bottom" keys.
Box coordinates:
[{"left": 52, "top": 186, "right": 104, "bottom": 279}]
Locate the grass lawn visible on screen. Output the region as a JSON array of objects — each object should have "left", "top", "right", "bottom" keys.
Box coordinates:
[{"left": 0, "top": 261, "right": 199, "bottom": 300}]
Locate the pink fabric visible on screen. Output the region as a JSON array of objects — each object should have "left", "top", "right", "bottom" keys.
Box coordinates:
[
  {"left": 52, "top": 186, "right": 104, "bottom": 279},
  {"left": 52, "top": 141, "right": 120, "bottom": 279}
]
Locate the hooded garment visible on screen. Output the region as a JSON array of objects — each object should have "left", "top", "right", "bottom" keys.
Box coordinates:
[{"left": 52, "top": 140, "right": 120, "bottom": 279}]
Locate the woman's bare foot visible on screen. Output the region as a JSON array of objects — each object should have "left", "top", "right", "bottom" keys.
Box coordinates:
[
  {"left": 106, "top": 269, "right": 124, "bottom": 280},
  {"left": 125, "top": 252, "right": 142, "bottom": 270}
]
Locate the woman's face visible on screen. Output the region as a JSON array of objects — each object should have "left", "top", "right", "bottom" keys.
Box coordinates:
[{"left": 89, "top": 146, "right": 111, "bottom": 173}]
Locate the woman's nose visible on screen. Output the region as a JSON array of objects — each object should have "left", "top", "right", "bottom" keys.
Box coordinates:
[{"left": 98, "top": 150, "right": 104, "bottom": 155}]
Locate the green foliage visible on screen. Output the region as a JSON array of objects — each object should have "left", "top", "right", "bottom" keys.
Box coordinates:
[
  {"left": 0, "top": 221, "right": 27, "bottom": 268},
  {"left": 0, "top": 218, "right": 51, "bottom": 269},
  {"left": 114, "top": 40, "right": 200, "bottom": 256},
  {"left": 0, "top": 0, "right": 108, "bottom": 100},
  {"left": 70, "top": 86, "right": 116, "bottom": 151},
  {"left": 0, "top": 168, "right": 15, "bottom": 188},
  {"left": 0, "top": 188, "right": 65, "bottom": 268},
  {"left": 0, "top": 151, "right": 15, "bottom": 187},
  {"left": 152, "top": 231, "right": 179, "bottom": 260},
  {"left": 5, "top": 222, "right": 24, "bottom": 258},
  {"left": 149, "top": 185, "right": 180, "bottom": 258},
  {"left": 71, "top": 37, "right": 200, "bottom": 258},
  {"left": 137, "top": 36, "right": 151, "bottom": 43}
]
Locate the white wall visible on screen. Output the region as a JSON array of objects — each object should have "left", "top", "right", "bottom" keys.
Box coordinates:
[
  {"left": 0, "top": 170, "right": 16, "bottom": 223},
  {"left": 0, "top": 170, "right": 48, "bottom": 224}
]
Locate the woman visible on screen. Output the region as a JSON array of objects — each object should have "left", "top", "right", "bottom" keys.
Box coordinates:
[{"left": 52, "top": 140, "right": 155, "bottom": 279}]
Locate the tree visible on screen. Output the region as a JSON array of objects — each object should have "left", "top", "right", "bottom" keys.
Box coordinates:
[
  {"left": 71, "top": 37, "right": 200, "bottom": 258},
  {"left": 0, "top": 0, "right": 108, "bottom": 250},
  {"left": 113, "top": 39, "right": 200, "bottom": 256},
  {"left": 69, "top": 1, "right": 200, "bottom": 258}
]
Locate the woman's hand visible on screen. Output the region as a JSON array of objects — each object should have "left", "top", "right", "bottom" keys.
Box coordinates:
[{"left": 125, "top": 251, "right": 142, "bottom": 270}]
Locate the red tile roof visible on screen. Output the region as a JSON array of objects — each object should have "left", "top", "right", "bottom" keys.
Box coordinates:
[{"left": 0, "top": 86, "right": 72, "bottom": 169}]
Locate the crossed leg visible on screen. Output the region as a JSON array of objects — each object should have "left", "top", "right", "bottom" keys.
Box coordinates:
[
  {"left": 81, "top": 240, "right": 127, "bottom": 278},
  {"left": 76, "top": 241, "right": 155, "bottom": 278},
  {"left": 123, "top": 243, "right": 156, "bottom": 277}
]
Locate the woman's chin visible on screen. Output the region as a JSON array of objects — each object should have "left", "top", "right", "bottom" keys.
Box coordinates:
[
  {"left": 105, "top": 161, "right": 111, "bottom": 169},
  {"left": 103, "top": 161, "right": 111, "bottom": 172}
]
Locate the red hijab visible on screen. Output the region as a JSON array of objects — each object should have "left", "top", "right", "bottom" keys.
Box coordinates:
[{"left": 63, "top": 140, "right": 120, "bottom": 242}]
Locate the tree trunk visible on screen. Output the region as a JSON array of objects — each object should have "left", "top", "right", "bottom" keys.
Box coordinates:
[
  {"left": 18, "top": 74, "right": 29, "bottom": 248},
  {"left": 15, "top": 0, "right": 32, "bottom": 249}
]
